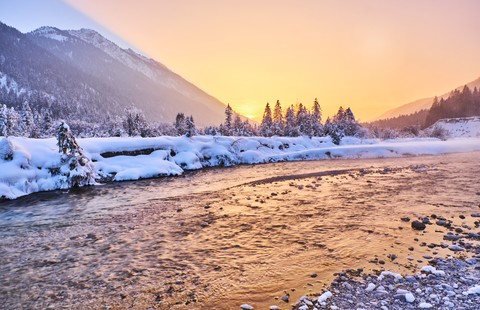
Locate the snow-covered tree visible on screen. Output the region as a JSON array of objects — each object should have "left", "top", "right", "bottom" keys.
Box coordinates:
[
  {"left": 311, "top": 98, "right": 323, "bottom": 136},
  {"left": 56, "top": 121, "right": 96, "bottom": 187},
  {"left": 272, "top": 100, "right": 284, "bottom": 136},
  {"left": 185, "top": 115, "right": 196, "bottom": 137},
  {"left": 123, "top": 106, "right": 147, "bottom": 137},
  {"left": 20, "top": 101, "right": 35, "bottom": 137},
  {"left": 222, "top": 104, "right": 234, "bottom": 135},
  {"left": 296, "top": 103, "right": 311, "bottom": 136},
  {"left": 175, "top": 112, "right": 187, "bottom": 135},
  {"left": 260, "top": 102, "right": 273, "bottom": 136},
  {"left": 0, "top": 104, "right": 7, "bottom": 136},
  {"left": 284, "top": 105, "right": 299, "bottom": 137}
]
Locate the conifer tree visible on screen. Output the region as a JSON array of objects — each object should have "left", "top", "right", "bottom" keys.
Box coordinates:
[
  {"left": 185, "top": 115, "right": 196, "bottom": 137},
  {"left": 284, "top": 105, "right": 299, "bottom": 136},
  {"left": 260, "top": 102, "right": 273, "bottom": 136},
  {"left": 272, "top": 100, "right": 284, "bottom": 135},
  {"left": 311, "top": 98, "right": 323, "bottom": 136}
]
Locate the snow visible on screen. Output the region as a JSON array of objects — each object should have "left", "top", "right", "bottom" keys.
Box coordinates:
[
  {"left": 430, "top": 117, "right": 480, "bottom": 138},
  {"left": 421, "top": 266, "right": 446, "bottom": 276},
  {"left": 0, "top": 72, "right": 26, "bottom": 96},
  {"left": 67, "top": 29, "right": 182, "bottom": 92},
  {"left": 1, "top": 135, "right": 480, "bottom": 200},
  {"left": 30, "top": 26, "right": 68, "bottom": 42}
]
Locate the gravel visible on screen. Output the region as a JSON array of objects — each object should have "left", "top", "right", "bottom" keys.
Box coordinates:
[{"left": 292, "top": 212, "right": 480, "bottom": 310}]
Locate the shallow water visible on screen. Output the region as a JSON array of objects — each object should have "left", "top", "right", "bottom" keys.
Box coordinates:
[{"left": 0, "top": 152, "right": 479, "bottom": 309}]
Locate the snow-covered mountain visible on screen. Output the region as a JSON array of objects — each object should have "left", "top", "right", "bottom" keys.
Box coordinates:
[
  {"left": 428, "top": 116, "right": 480, "bottom": 138},
  {"left": 0, "top": 22, "right": 226, "bottom": 125},
  {"left": 375, "top": 77, "right": 480, "bottom": 121}
]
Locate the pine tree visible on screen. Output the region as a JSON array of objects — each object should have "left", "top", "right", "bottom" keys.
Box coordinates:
[
  {"left": 343, "top": 107, "right": 360, "bottom": 136},
  {"left": 0, "top": 104, "right": 7, "bottom": 136},
  {"left": 175, "top": 113, "right": 187, "bottom": 135},
  {"left": 311, "top": 98, "right": 323, "bottom": 136},
  {"left": 185, "top": 116, "right": 197, "bottom": 137},
  {"left": 123, "top": 106, "right": 147, "bottom": 137},
  {"left": 272, "top": 100, "right": 284, "bottom": 135},
  {"left": 56, "top": 121, "right": 96, "bottom": 187},
  {"left": 296, "top": 103, "right": 311, "bottom": 136},
  {"left": 223, "top": 104, "right": 233, "bottom": 135},
  {"left": 260, "top": 102, "right": 273, "bottom": 136},
  {"left": 284, "top": 105, "right": 299, "bottom": 136},
  {"left": 20, "top": 101, "right": 34, "bottom": 137}
]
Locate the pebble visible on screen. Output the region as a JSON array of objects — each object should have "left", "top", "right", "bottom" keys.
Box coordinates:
[
  {"left": 240, "top": 304, "right": 254, "bottom": 310},
  {"left": 411, "top": 220, "right": 426, "bottom": 230},
  {"left": 405, "top": 293, "right": 415, "bottom": 303},
  {"left": 448, "top": 245, "right": 464, "bottom": 252}
]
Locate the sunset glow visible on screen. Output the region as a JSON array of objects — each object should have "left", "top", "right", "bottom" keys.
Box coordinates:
[{"left": 3, "top": 0, "right": 480, "bottom": 121}]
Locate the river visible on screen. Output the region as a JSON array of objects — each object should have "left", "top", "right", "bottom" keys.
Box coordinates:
[{"left": 1, "top": 152, "right": 479, "bottom": 309}]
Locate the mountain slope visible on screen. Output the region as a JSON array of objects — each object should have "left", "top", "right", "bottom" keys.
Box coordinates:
[
  {"left": 0, "top": 22, "right": 226, "bottom": 126},
  {"left": 375, "top": 77, "right": 480, "bottom": 120}
]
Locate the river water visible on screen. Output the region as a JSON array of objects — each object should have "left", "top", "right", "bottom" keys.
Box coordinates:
[{"left": 1, "top": 152, "right": 479, "bottom": 309}]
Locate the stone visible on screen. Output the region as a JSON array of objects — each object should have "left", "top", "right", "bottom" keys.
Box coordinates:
[{"left": 412, "top": 220, "right": 426, "bottom": 230}]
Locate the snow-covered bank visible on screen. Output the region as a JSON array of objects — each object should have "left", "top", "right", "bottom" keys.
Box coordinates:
[{"left": 1, "top": 135, "right": 480, "bottom": 200}]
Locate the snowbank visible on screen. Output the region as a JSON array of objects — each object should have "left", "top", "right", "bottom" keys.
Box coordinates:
[
  {"left": 429, "top": 116, "right": 480, "bottom": 138},
  {"left": 1, "top": 135, "right": 480, "bottom": 200}
]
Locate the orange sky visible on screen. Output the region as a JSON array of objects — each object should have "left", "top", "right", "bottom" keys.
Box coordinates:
[{"left": 64, "top": 0, "right": 480, "bottom": 121}]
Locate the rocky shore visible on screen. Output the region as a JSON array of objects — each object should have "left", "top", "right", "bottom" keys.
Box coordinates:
[{"left": 289, "top": 212, "right": 480, "bottom": 310}]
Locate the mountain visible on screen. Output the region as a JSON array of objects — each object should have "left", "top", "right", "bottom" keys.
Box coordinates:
[
  {"left": 0, "top": 22, "right": 227, "bottom": 126},
  {"left": 375, "top": 76, "right": 480, "bottom": 120}
]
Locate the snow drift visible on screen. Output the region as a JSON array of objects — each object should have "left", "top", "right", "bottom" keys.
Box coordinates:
[{"left": 1, "top": 135, "right": 480, "bottom": 200}]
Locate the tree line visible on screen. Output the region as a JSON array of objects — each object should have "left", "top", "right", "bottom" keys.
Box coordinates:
[
  {"left": 2, "top": 98, "right": 363, "bottom": 144},
  {"left": 369, "top": 85, "right": 480, "bottom": 131}
]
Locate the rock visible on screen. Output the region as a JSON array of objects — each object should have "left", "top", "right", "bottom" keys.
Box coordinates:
[
  {"left": 281, "top": 294, "right": 289, "bottom": 303},
  {"left": 422, "top": 217, "right": 430, "bottom": 224},
  {"left": 310, "top": 273, "right": 318, "bottom": 278},
  {"left": 444, "top": 233, "right": 461, "bottom": 241},
  {"left": 240, "top": 304, "right": 254, "bottom": 310},
  {"left": 387, "top": 254, "right": 397, "bottom": 261},
  {"left": 366, "top": 283, "right": 376, "bottom": 292},
  {"left": 405, "top": 293, "right": 415, "bottom": 303},
  {"left": 411, "top": 220, "right": 426, "bottom": 230},
  {"left": 436, "top": 220, "right": 447, "bottom": 227},
  {"left": 401, "top": 217, "right": 410, "bottom": 222},
  {"left": 471, "top": 213, "right": 480, "bottom": 217},
  {"left": 418, "top": 302, "right": 433, "bottom": 308},
  {"left": 269, "top": 306, "right": 280, "bottom": 310},
  {"left": 448, "top": 244, "right": 464, "bottom": 252},
  {"left": 454, "top": 227, "right": 463, "bottom": 233},
  {"left": 459, "top": 215, "right": 465, "bottom": 219}
]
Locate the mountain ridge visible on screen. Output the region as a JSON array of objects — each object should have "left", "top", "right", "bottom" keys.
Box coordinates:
[
  {"left": 374, "top": 76, "right": 480, "bottom": 121},
  {"left": 0, "top": 21, "right": 227, "bottom": 126}
]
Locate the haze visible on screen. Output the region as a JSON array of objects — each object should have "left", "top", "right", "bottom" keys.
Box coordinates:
[{"left": 3, "top": 0, "right": 480, "bottom": 121}]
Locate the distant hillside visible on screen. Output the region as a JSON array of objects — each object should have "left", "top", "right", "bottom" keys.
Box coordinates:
[
  {"left": 369, "top": 84, "right": 480, "bottom": 130},
  {"left": 375, "top": 76, "right": 480, "bottom": 120},
  {"left": 0, "top": 22, "right": 227, "bottom": 126}
]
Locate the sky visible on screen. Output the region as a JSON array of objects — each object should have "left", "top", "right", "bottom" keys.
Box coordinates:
[{"left": 1, "top": 0, "right": 480, "bottom": 121}]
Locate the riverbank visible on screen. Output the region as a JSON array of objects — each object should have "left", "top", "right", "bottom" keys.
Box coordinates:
[
  {"left": 2, "top": 135, "right": 480, "bottom": 199},
  {"left": 289, "top": 211, "right": 480, "bottom": 310}
]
